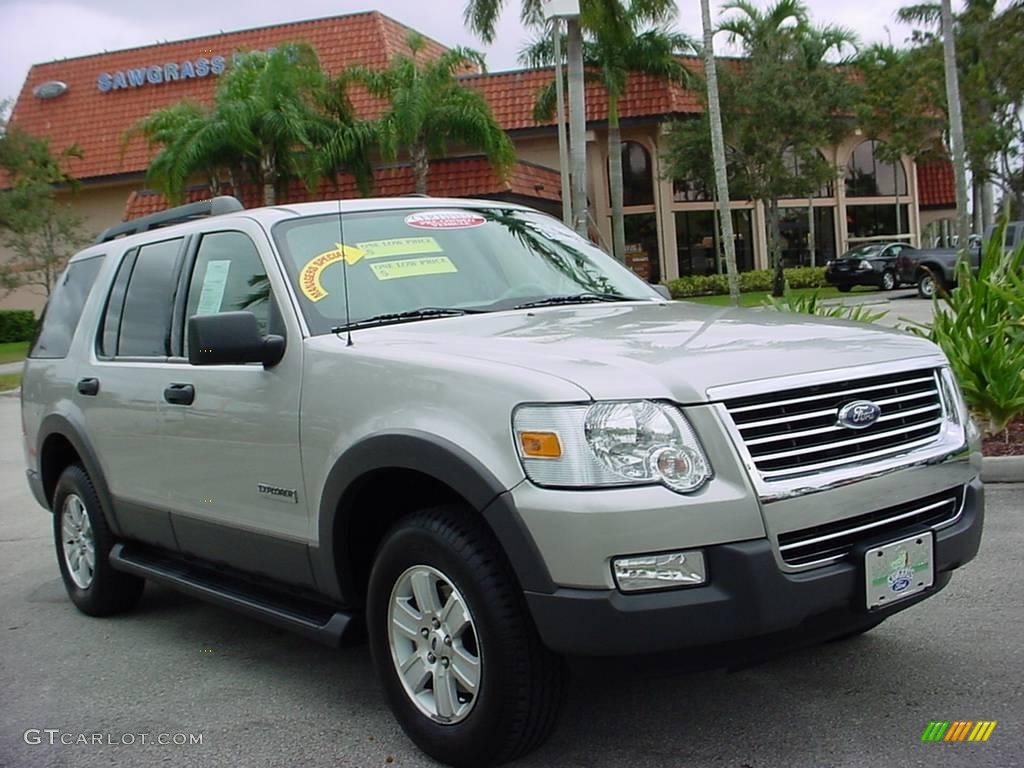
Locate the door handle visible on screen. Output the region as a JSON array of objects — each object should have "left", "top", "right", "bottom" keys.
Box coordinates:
[
  {"left": 163, "top": 383, "right": 195, "bottom": 406},
  {"left": 77, "top": 378, "right": 100, "bottom": 396}
]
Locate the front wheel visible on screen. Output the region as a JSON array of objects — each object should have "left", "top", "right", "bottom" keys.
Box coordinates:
[
  {"left": 880, "top": 270, "right": 896, "bottom": 291},
  {"left": 53, "top": 464, "right": 145, "bottom": 616},
  {"left": 836, "top": 284, "right": 852, "bottom": 293},
  {"left": 367, "top": 506, "right": 567, "bottom": 767}
]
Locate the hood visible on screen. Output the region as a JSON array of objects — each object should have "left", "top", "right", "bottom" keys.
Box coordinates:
[{"left": 356, "top": 301, "right": 944, "bottom": 402}]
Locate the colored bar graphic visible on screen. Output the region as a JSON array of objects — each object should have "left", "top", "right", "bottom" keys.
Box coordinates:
[{"left": 922, "top": 721, "right": 996, "bottom": 742}]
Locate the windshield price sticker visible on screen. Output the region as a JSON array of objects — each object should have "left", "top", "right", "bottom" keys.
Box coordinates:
[
  {"left": 404, "top": 211, "right": 486, "bottom": 230},
  {"left": 299, "top": 244, "right": 364, "bottom": 302},
  {"left": 370, "top": 256, "right": 458, "bottom": 281},
  {"left": 356, "top": 237, "right": 443, "bottom": 258}
]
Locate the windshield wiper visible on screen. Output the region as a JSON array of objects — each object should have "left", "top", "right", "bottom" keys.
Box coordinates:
[
  {"left": 513, "top": 293, "right": 637, "bottom": 310},
  {"left": 331, "top": 307, "right": 484, "bottom": 333}
]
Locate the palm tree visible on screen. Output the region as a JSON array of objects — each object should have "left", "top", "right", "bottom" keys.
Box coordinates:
[
  {"left": 521, "top": 14, "right": 691, "bottom": 261},
  {"left": 130, "top": 44, "right": 374, "bottom": 207},
  {"left": 699, "top": 0, "right": 741, "bottom": 305},
  {"left": 348, "top": 33, "right": 514, "bottom": 196},
  {"left": 464, "top": 0, "right": 679, "bottom": 237}
]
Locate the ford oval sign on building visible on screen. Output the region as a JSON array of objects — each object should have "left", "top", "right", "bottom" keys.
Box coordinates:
[{"left": 33, "top": 81, "right": 68, "bottom": 100}]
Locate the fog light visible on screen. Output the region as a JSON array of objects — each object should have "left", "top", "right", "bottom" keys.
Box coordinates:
[{"left": 612, "top": 550, "right": 706, "bottom": 592}]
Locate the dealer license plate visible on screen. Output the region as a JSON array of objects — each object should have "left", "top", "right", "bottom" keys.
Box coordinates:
[{"left": 865, "top": 532, "right": 934, "bottom": 610}]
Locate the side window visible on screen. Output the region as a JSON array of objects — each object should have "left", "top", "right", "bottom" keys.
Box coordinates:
[
  {"left": 117, "top": 239, "right": 184, "bottom": 357},
  {"left": 184, "top": 231, "right": 280, "bottom": 353},
  {"left": 29, "top": 256, "right": 105, "bottom": 359},
  {"left": 888, "top": 245, "right": 902, "bottom": 258},
  {"left": 98, "top": 249, "right": 137, "bottom": 358}
]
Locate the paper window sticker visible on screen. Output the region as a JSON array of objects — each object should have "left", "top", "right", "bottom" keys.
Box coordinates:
[
  {"left": 195, "top": 260, "right": 231, "bottom": 315},
  {"left": 298, "top": 244, "right": 365, "bottom": 302},
  {"left": 355, "top": 237, "right": 443, "bottom": 258},
  {"left": 369, "top": 256, "right": 458, "bottom": 281}
]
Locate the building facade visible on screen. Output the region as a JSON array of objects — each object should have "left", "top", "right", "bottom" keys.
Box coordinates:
[{"left": 1, "top": 11, "right": 956, "bottom": 312}]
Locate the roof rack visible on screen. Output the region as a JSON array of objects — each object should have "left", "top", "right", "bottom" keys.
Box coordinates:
[{"left": 95, "top": 196, "right": 244, "bottom": 244}]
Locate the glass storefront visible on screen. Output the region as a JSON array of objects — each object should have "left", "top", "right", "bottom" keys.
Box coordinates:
[
  {"left": 846, "top": 204, "right": 911, "bottom": 242},
  {"left": 623, "top": 213, "right": 661, "bottom": 283},
  {"left": 675, "top": 209, "right": 754, "bottom": 276},
  {"left": 778, "top": 206, "right": 837, "bottom": 267}
]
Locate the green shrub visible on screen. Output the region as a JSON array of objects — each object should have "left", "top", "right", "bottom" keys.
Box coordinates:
[
  {"left": 905, "top": 224, "right": 1024, "bottom": 436},
  {"left": 0, "top": 310, "right": 37, "bottom": 343},
  {"left": 763, "top": 291, "right": 887, "bottom": 323},
  {"left": 664, "top": 267, "right": 826, "bottom": 298}
]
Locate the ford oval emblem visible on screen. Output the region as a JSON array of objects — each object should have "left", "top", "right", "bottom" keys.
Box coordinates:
[
  {"left": 33, "top": 81, "right": 68, "bottom": 100},
  {"left": 837, "top": 400, "right": 881, "bottom": 430}
]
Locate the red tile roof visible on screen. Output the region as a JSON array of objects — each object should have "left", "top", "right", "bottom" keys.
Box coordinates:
[
  {"left": 9, "top": 12, "right": 449, "bottom": 182},
  {"left": 122, "top": 157, "right": 563, "bottom": 219},
  {"left": 916, "top": 160, "right": 956, "bottom": 209},
  {"left": 461, "top": 62, "right": 703, "bottom": 131}
]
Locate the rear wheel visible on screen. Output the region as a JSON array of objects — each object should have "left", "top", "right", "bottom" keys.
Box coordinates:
[
  {"left": 367, "top": 506, "right": 567, "bottom": 767},
  {"left": 917, "top": 271, "right": 943, "bottom": 299},
  {"left": 53, "top": 464, "right": 144, "bottom": 616}
]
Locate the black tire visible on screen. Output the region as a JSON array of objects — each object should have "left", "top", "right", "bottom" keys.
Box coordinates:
[
  {"left": 367, "top": 506, "right": 567, "bottom": 768},
  {"left": 53, "top": 464, "right": 144, "bottom": 617},
  {"left": 917, "top": 270, "right": 944, "bottom": 299},
  {"left": 880, "top": 270, "right": 896, "bottom": 291},
  {"left": 837, "top": 284, "right": 853, "bottom": 293}
]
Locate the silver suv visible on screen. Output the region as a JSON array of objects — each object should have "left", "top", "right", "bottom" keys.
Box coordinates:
[{"left": 21, "top": 196, "right": 984, "bottom": 767}]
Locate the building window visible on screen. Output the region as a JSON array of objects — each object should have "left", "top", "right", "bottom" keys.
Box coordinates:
[
  {"left": 780, "top": 147, "right": 834, "bottom": 199},
  {"left": 845, "top": 140, "right": 907, "bottom": 197},
  {"left": 675, "top": 209, "right": 754, "bottom": 276},
  {"left": 623, "top": 213, "right": 660, "bottom": 283},
  {"left": 620, "top": 141, "right": 654, "bottom": 206},
  {"left": 846, "top": 204, "right": 911, "bottom": 241},
  {"left": 778, "top": 207, "right": 837, "bottom": 267}
]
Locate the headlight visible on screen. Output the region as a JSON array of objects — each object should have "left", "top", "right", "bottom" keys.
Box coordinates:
[
  {"left": 513, "top": 400, "right": 712, "bottom": 493},
  {"left": 825, "top": 260, "right": 834, "bottom": 268},
  {"left": 938, "top": 367, "right": 971, "bottom": 437},
  {"left": 858, "top": 259, "right": 873, "bottom": 270}
]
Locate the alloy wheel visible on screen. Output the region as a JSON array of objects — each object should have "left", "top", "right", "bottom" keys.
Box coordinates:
[
  {"left": 61, "top": 494, "right": 95, "bottom": 589},
  {"left": 387, "top": 564, "right": 482, "bottom": 724}
]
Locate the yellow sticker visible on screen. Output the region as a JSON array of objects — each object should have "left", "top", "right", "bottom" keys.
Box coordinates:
[
  {"left": 369, "top": 256, "right": 458, "bottom": 281},
  {"left": 299, "top": 243, "right": 366, "bottom": 302},
  {"left": 356, "top": 237, "right": 442, "bottom": 259}
]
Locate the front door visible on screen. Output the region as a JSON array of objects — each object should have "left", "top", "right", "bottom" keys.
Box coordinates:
[{"left": 159, "top": 225, "right": 314, "bottom": 587}]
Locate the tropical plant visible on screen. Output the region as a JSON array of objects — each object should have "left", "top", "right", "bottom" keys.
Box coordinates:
[
  {"left": 762, "top": 290, "right": 888, "bottom": 322},
  {"left": 905, "top": 224, "right": 1024, "bottom": 436},
  {"left": 519, "top": 9, "right": 692, "bottom": 261},
  {"left": 348, "top": 33, "right": 514, "bottom": 196},
  {"left": 664, "top": 0, "right": 858, "bottom": 297},
  {"left": 130, "top": 44, "right": 375, "bottom": 206}
]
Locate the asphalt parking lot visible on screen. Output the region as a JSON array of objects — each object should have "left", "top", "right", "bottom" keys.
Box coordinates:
[
  {"left": 1, "top": 394, "right": 1021, "bottom": 768},
  {"left": 831, "top": 287, "right": 939, "bottom": 330}
]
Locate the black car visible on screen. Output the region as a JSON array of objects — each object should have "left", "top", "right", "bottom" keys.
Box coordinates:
[{"left": 825, "top": 242, "right": 916, "bottom": 292}]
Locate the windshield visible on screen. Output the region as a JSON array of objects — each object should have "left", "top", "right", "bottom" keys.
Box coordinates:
[
  {"left": 841, "top": 244, "right": 886, "bottom": 259},
  {"left": 272, "top": 207, "right": 658, "bottom": 334}
]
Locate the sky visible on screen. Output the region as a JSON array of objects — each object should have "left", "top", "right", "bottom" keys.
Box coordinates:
[{"left": 0, "top": 0, "right": 925, "bottom": 110}]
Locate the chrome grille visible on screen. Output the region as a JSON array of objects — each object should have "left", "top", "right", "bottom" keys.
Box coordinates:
[
  {"left": 723, "top": 368, "right": 945, "bottom": 481},
  {"left": 777, "top": 487, "right": 963, "bottom": 567}
]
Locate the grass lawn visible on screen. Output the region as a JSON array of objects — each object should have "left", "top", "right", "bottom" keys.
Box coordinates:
[
  {"left": 0, "top": 341, "right": 30, "bottom": 365},
  {"left": 0, "top": 372, "right": 22, "bottom": 392},
  {"left": 681, "top": 285, "right": 880, "bottom": 307}
]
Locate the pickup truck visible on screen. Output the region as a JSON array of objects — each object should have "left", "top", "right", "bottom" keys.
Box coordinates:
[{"left": 897, "top": 220, "right": 1023, "bottom": 298}]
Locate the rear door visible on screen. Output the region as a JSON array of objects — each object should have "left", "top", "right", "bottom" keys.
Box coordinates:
[
  {"left": 81, "top": 237, "right": 186, "bottom": 549},
  {"left": 159, "top": 222, "right": 313, "bottom": 587}
]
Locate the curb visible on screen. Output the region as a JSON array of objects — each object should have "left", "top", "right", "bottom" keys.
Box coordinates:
[{"left": 981, "top": 456, "right": 1024, "bottom": 484}]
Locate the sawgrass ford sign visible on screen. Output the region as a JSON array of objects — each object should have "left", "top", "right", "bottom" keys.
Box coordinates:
[{"left": 96, "top": 49, "right": 281, "bottom": 92}]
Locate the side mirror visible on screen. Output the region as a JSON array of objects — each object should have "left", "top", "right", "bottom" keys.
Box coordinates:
[
  {"left": 188, "top": 311, "right": 285, "bottom": 368},
  {"left": 652, "top": 284, "right": 672, "bottom": 301}
]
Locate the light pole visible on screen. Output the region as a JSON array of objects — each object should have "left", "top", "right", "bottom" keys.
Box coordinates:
[{"left": 542, "top": 0, "right": 586, "bottom": 236}]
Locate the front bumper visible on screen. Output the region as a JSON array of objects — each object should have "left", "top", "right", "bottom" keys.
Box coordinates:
[{"left": 525, "top": 477, "right": 983, "bottom": 656}]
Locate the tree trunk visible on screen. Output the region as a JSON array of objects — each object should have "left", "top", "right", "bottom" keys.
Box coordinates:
[
  {"left": 972, "top": 178, "right": 983, "bottom": 234},
  {"left": 808, "top": 195, "right": 816, "bottom": 267},
  {"left": 413, "top": 145, "right": 429, "bottom": 196},
  {"left": 261, "top": 151, "right": 276, "bottom": 207},
  {"left": 566, "top": 18, "right": 588, "bottom": 237},
  {"left": 700, "top": 0, "right": 740, "bottom": 306},
  {"left": 607, "top": 96, "right": 625, "bottom": 262},
  {"left": 552, "top": 18, "right": 572, "bottom": 227},
  {"left": 981, "top": 179, "right": 994, "bottom": 231},
  {"left": 941, "top": 0, "right": 971, "bottom": 259},
  {"left": 768, "top": 199, "right": 785, "bottom": 297}
]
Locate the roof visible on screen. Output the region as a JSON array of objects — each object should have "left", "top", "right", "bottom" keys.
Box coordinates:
[
  {"left": 8, "top": 12, "right": 449, "bottom": 182},
  {"left": 460, "top": 63, "right": 703, "bottom": 131},
  {"left": 916, "top": 160, "right": 956, "bottom": 209},
  {"left": 122, "top": 157, "right": 563, "bottom": 219}
]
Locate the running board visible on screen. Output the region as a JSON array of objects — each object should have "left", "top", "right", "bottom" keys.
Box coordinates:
[{"left": 109, "top": 543, "right": 357, "bottom": 647}]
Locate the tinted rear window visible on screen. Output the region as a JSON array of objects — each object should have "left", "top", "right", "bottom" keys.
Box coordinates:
[
  {"left": 29, "top": 257, "right": 104, "bottom": 359},
  {"left": 116, "top": 239, "right": 183, "bottom": 357}
]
